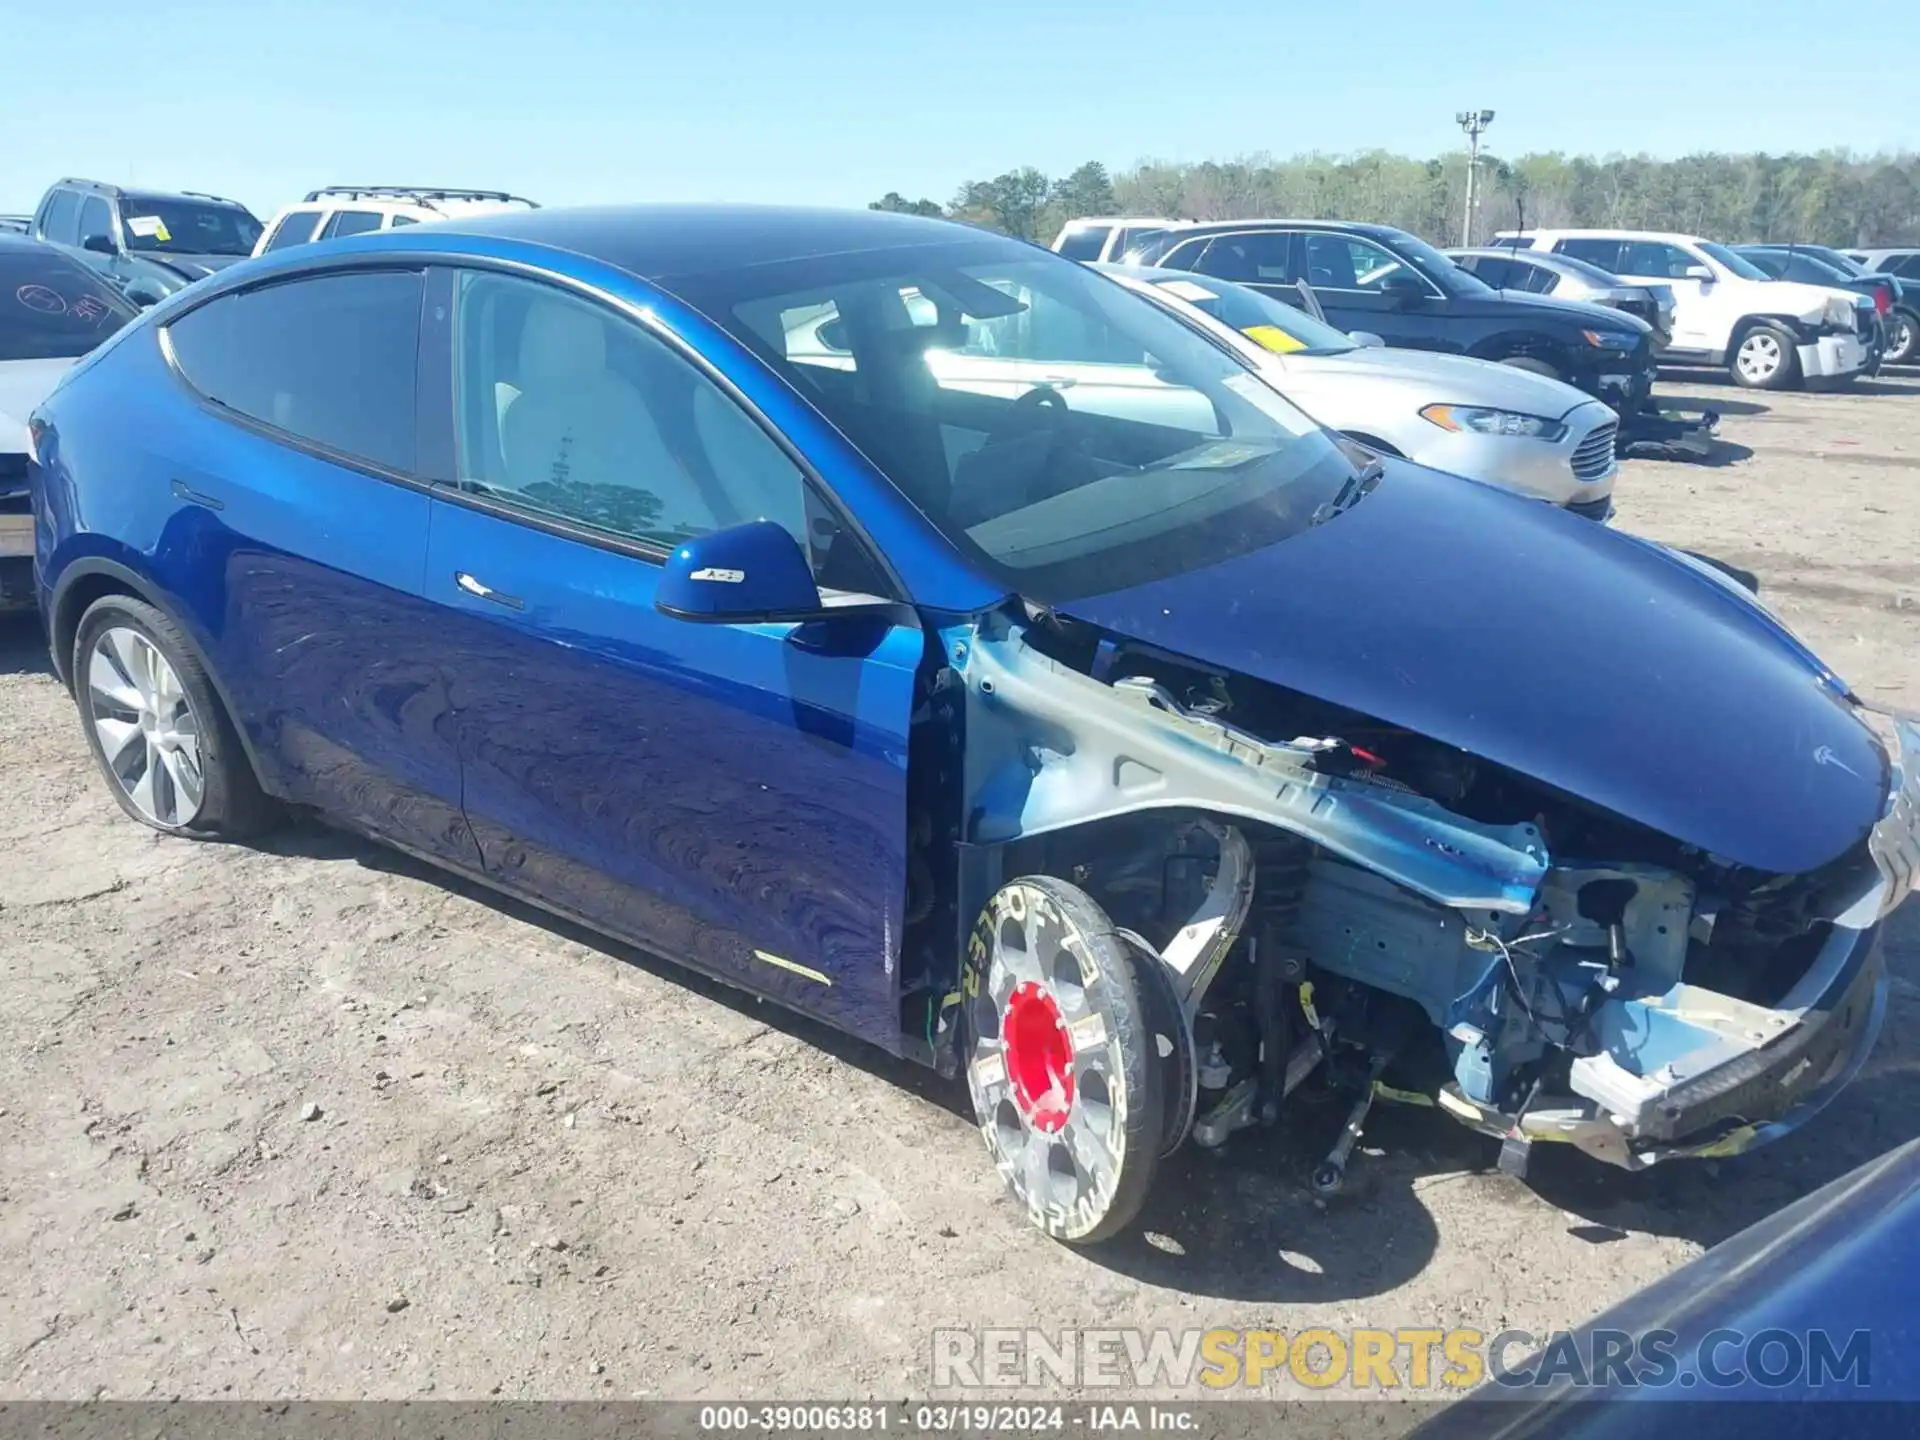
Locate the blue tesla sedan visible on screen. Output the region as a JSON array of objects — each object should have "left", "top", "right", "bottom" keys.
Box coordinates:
[{"left": 26, "top": 206, "right": 1919, "bottom": 1242}]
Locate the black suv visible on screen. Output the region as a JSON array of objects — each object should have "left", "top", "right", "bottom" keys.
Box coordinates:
[
  {"left": 31, "top": 178, "right": 263, "bottom": 305},
  {"left": 1130, "top": 221, "right": 1656, "bottom": 414}
]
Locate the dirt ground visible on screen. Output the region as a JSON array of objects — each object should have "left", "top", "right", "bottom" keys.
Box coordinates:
[{"left": 3, "top": 368, "right": 1918, "bottom": 1404}]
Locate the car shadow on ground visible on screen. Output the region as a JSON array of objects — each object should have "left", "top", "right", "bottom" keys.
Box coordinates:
[
  {"left": 0, "top": 613, "right": 55, "bottom": 677},
  {"left": 255, "top": 816, "right": 1920, "bottom": 1306},
  {"left": 255, "top": 817, "right": 972, "bottom": 1121},
  {"left": 1677, "top": 548, "right": 1762, "bottom": 593},
  {"left": 1649, "top": 388, "right": 1773, "bottom": 418}
]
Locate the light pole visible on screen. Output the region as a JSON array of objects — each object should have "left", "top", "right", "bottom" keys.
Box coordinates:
[{"left": 1456, "top": 109, "right": 1495, "bottom": 247}]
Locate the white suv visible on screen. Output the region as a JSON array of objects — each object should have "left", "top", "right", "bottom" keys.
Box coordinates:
[
  {"left": 1050, "top": 217, "right": 1194, "bottom": 263},
  {"left": 1496, "top": 228, "right": 1870, "bottom": 390},
  {"left": 253, "top": 187, "right": 537, "bottom": 256}
]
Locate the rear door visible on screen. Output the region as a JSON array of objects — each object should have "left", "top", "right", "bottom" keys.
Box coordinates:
[
  {"left": 156, "top": 267, "right": 475, "bottom": 865},
  {"left": 421, "top": 266, "right": 920, "bottom": 1039}
]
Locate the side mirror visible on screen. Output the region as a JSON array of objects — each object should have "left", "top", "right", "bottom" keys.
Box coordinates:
[
  {"left": 656, "top": 519, "right": 823, "bottom": 625},
  {"left": 81, "top": 233, "right": 117, "bottom": 256},
  {"left": 1381, "top": 272, "right": 1427, "bottom": 307},
  {"left": 127, "top": 285, "right": 164, "bottom": 308},
  {"left": 1348, "top": 330, "right": 1386, "bottom": 348},
  {"left": 1683, "top": 264, "right": 1714, "bottom": 283}
]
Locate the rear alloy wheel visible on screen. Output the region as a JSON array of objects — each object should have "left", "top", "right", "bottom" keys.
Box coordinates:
[
  {"left": 1886, "top": 310, "right": 1918, "bottom": 367},
  {"left": 965, "top": 877, "right": 1166, "bottom": 1244},
  {"left": 1732, "top": 326, "right": 1800, "bottom": 390},
  {"left": 74, "top": 595, "right": 275, "bottom": 838}
]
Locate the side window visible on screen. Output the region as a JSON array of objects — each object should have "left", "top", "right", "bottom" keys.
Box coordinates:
[
  {"left": 1054, "top": 225, "right": 1110, "bottom": 261},
  {"left": 1299, "top": 233, "right": 1412, "bottom": 292},
  {"left": 1157, "top": 236, "right": 1213, "bottom": 271},
  {"left": 78, "top": 196, "right": 114, "bottom": 248},
  {"left": 165, "top": 270, "right": 422, "bottom": 473},
  {"left": 1464, "top": 254, "right": 1517, "bottom": 288},
  {"left": 1554, "top": 238, "right": 1625, "bottom": 272},
  {"left": 1191, "top": 232, "right": 1292, "bottom": 284},
  {"left": 389, "top": 214, "right": 419, "bottom": 228},
  {"left": 1893, "top": 255, "right": 1920, "bottom": 279},
  {"left": 322, "top": 210, "right": 385, "bottom": 239},
  {"left": 261, "top": 211, "right": 324, "bottom": 252},
  {"left": 1516, "top": 261, "right": 1561, "bottom": 294},
  {"left": 451, "top": 270, "right": 809, "bottom": 551},
  {"left": 1617, "top": 242, "right": 1698, "bottom": 278},
  {"left": 40, "top": 189, "right": 81, "bottom": 245}
]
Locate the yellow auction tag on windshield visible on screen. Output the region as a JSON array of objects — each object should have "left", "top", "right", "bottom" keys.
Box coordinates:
[{"left": 1242, "top": 324, "right": 1306, "bottom": 354}]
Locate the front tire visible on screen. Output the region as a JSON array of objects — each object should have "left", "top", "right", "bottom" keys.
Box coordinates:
[
  {"left": 1731, "top": 325, "right": 1800, "bottom": 390},
  {"left": 1498, "top": 355, "right": 1565, "bottom": 382},
  {"left": 1886, "top": 310, "right": 1918, "bottom": 366},
  {"left": 964, "top": 876, "right": 1166, "bottom": 1244},
  {"left": 73, "top": 595, "right": 276, "bottom": 839}
]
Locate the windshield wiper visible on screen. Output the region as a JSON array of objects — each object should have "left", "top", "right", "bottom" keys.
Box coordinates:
[{"left": 1310, "top": 456, "right": 1385, "bottom": 527}]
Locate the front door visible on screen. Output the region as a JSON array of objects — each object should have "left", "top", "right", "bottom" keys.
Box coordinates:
[
  {"left": 422, "top": 267, "right": 920, "bottom": 1043},
  {"left": 1594, "top": 239, "right": 1720, "bottom": 355}
]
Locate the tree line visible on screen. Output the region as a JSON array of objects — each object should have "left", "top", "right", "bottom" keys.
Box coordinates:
[{"left": 871, "top": 151, "right": 1920, "bottom": 249}]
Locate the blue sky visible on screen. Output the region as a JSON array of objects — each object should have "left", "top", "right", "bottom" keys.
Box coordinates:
[{"left": 5, "top": 1, "right": 1914, "bottom": 219}]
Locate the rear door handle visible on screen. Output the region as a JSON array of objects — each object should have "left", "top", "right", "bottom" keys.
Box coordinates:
[
  {"left": 454, "top": 571, "right": 524, "bottom": 610},
  {"left": 171, "top": 479, "right": 224, "bottom": 510}
]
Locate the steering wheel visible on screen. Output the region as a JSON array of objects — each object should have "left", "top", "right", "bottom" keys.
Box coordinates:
[{"left": 992, "top": 384, "right": 1075, "bottom": 453}]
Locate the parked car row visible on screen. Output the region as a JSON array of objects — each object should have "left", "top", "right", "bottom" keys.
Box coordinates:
[
  {"left": 15, "top": 202, "right": 1919, "bottom": 1248},
  {"left": 1061, "top": 217, "right": 1903, "bottom": 390}
]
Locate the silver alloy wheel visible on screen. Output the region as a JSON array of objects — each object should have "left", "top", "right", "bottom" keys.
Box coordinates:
[
  {"left": 1737, "top": 330, "right": 1785, "bottom": 383},
  {"left": 87, "top": 625, "right": 205, "bottom": 827},
  {"left": 1893, "top": 316, "right": 1915, "bottom": 362}
]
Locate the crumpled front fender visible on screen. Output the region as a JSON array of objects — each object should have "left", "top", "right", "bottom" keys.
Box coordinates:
[{"left": 953, "top": 619, "right": 1547, "bottom": 915}]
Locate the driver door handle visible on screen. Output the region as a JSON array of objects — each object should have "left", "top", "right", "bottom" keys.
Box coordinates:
[{"left": 454, "top": 571, "right": 524, "bottom": 611}]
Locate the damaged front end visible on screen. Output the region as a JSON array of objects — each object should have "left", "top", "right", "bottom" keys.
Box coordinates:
[{"left": 939, "top": 608, "right": 1915, "bottom": 1233}]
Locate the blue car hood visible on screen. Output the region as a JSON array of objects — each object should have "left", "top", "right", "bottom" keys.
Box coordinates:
[{"left": 1055, "top": 462, "right": 1887, "bottom": 876}]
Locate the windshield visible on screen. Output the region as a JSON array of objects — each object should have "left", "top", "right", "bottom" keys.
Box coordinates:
[
  {"left": 1696, "top": 242, "right": 1771, "bottom": 281},
  {"left": 1799, "top": 245, "right": 1867, "bottom": 277},
  {"left": 676, "top": 239, "right": 1358, "bottom": 602},
  {"left": 0, "top": 245, "right": 137, "bottom": 361},
  {"left": 1388, "top": 230, "right": 1493, "bottom": 296},
  {"left": 1137, "top": 272, "right": 1355, "bottom": 355},
  {"left": 116, "top": 198, "right": 262, "bottom": 257}
]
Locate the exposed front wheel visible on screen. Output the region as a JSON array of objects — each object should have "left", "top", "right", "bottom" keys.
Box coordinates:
[
  {"left": 1886, "top": 310, "right": 1918, "bottom": 366},
  {"left": 964, "top": 876, "right": 1168, "bottom": 1244},
  {"left": 73, "top": 595, "right": 276, "bottom": 839},
  {"left": 1731, "top": 326, "right": 1800, "bottom": 390}
]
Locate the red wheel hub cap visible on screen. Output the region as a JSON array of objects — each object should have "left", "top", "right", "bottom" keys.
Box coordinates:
[{"left": 1003, "top": 981, "right": 1074, "bottom": 1134}]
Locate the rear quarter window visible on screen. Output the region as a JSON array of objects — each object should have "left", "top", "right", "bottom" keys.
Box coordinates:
[
  {"left": 1054, "top": 225, "right": 1110, "bottom": 260},
  {"left": 39, "top": 190, "right": 82, "bottom": 246},
  {"left": 262, "top": 211, "right": 325, "bottom": 252},
  {"left": 164, "top": 269, "right": 423, "bottom": 474}
]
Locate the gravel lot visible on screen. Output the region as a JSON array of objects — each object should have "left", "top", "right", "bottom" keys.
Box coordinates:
[{"left": 3, "top": 369, "right": 1918, "bottom": 1403}]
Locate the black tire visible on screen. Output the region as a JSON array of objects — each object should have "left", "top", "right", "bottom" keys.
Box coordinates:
[
  {"left": 1498, "top": 355, "right": 1564, "bottom": 382},
  {"left": 963, "top": 876, "right": 1165, "bottom": 1244},
  {"left": 73, "top": 594, "right": 277, "bottom": 839},
  {"left": 1730, "top": 325, "right": 1801, "bottom": 390},
  {"left": 1886, "top": 310, "right": 1918, "bottom": 367}
]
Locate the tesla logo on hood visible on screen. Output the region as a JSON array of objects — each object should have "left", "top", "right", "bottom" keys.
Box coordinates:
[{"left": 1813, "top": 745, "right": 1859, "bottom": 776}]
